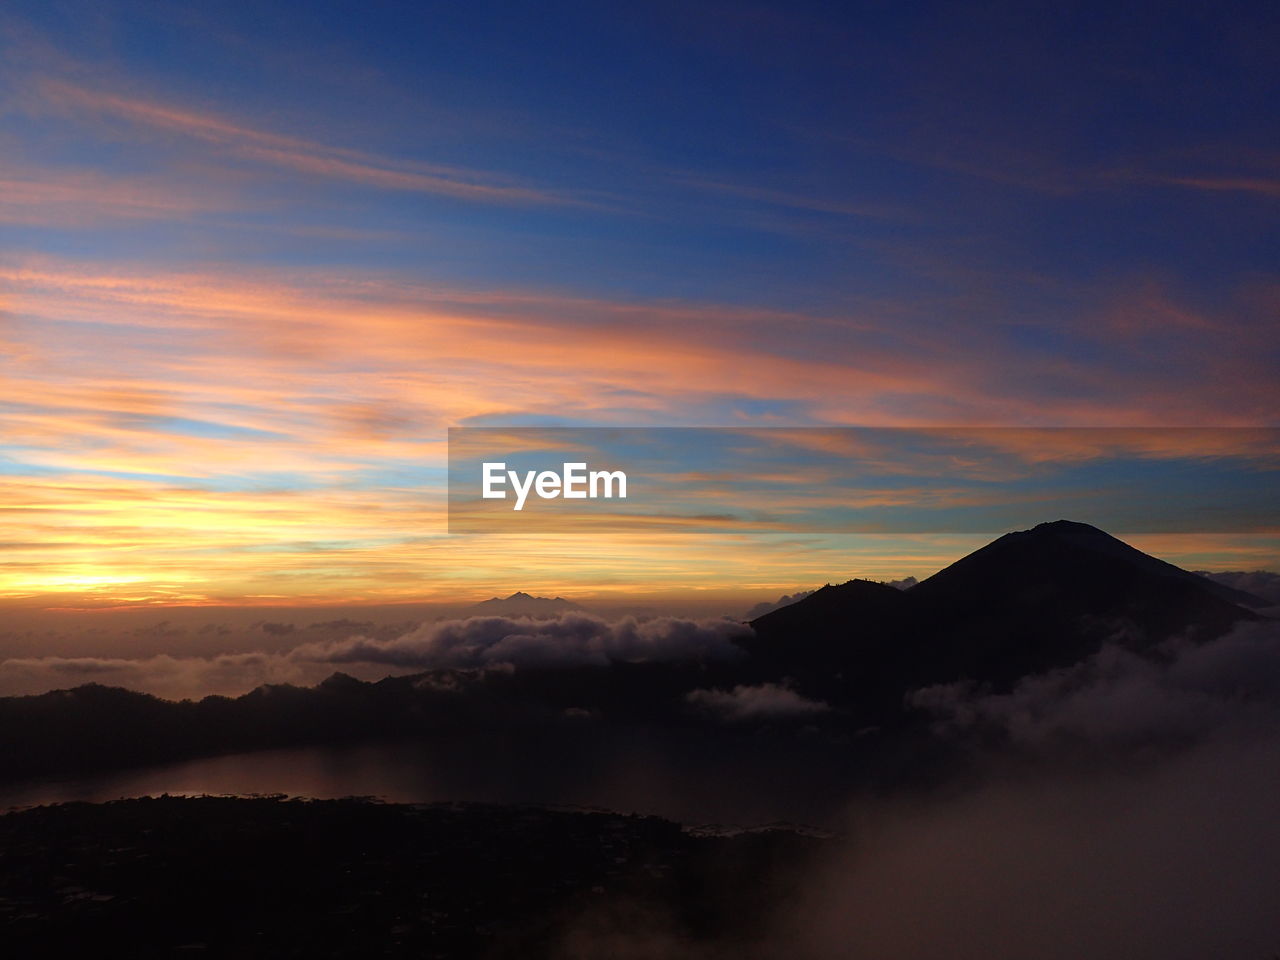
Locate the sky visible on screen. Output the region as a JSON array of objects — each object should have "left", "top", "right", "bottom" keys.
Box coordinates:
[{"left": 2, "top": 0, "right": 1278, "bottom": 609}]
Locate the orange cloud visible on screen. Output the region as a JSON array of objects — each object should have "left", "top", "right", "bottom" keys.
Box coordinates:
[
  {"left": 0, "top": 257, "right": 972, "bottom": 429},
  {"left": 2, "top": 256, "right": 1276, "bottom": 605}
]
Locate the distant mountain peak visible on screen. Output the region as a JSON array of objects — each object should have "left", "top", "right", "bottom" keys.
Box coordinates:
[
  {"left": 979, "top": 520, "right": 1272, "bottom": 608},
  {"left": 467, "top": 592, "right": 583, "bottom": 617},
  {"left": 318, "top": 672, "right": 365, "bottom": 692},
  {"left": 1033, "top": 518, "right": 1103, "bottom": 530},
  {"left": 1028, "top": 519, "right": 1125, "bottom": 543},
  {"left": 1009, "top": 519, "right": 1124, "bottom": 547}
]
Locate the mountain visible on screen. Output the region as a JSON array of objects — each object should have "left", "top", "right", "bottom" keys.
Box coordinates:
[
  {"left": 742, "top": 590, "right": 815, "bottom": 619},
  {"left": 740, "top": 578, "right": 917, "bottom": 630},
  {"left": 743, "top": 579, "right": 905, "bottom": 664},
  {"left": 466, "top": 592, "right": 583, "bottom": 617},
  {"left": 747, "top": 520, "right": 1265, "bottom": 706},
  {"left": 3, "top": 522, "right": 1268, "bottom": 784},
  {"left": 0, "top": 657, "right": 747, "bottom": 783}
]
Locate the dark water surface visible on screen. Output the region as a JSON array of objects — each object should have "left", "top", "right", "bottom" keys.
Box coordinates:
[{"left": 0, "top": 727, "right": 863, "bottom": 826}]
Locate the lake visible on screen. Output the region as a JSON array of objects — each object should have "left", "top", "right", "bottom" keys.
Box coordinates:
[{"left": 0, "top": 726, "right": 864, "bottom": 827}]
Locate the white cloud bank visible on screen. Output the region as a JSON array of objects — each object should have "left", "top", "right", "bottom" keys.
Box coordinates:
[
  {"left": 0, "top": 613, "right": 750, "bottom": 699},
  {"left": 910, "top": 619, "right": 1280, "bottom": 747}
]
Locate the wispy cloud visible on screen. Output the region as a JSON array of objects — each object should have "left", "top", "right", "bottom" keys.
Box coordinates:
[
  {"left": 0, "top": 169, "right": 237, "bottom": 225},
  {"left": 32, "top": 79, "right": 576, "bottom": 206},
  {"left": 674, "top": 176, "right": 907, "bottom": 220},
  {"left": 1151, "top": 175, "right": 1280, "bottom": 198}
]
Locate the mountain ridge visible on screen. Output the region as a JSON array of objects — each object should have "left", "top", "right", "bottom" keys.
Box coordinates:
[
  {"left": 2, "top": 521, "right": 1269, "bottom": 785},
  {"left": 466, "top": 592, "right": 583, "bottom": 617},
  {"left": 747, "top": 519, "right": 1265, "bottom": 703}
]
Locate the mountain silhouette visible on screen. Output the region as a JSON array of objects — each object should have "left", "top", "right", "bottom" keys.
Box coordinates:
[
  {"left": 746, "top": 520, "right": 1265, "bottom": 708},
  {"left": 467, "top": 592, "right": 583, "bottom": 617},
  {"left": 2, "top": 521, "right": 1270, "bottom": 785}
]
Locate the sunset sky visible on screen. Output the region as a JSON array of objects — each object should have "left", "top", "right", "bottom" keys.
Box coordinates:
[{"left": 2, "top": 1, "right": 1278, "bottom": 609}]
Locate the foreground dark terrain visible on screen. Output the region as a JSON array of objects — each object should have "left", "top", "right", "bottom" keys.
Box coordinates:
[{"left": 0, "top": 796, "right": 822, "bottom": 958}]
